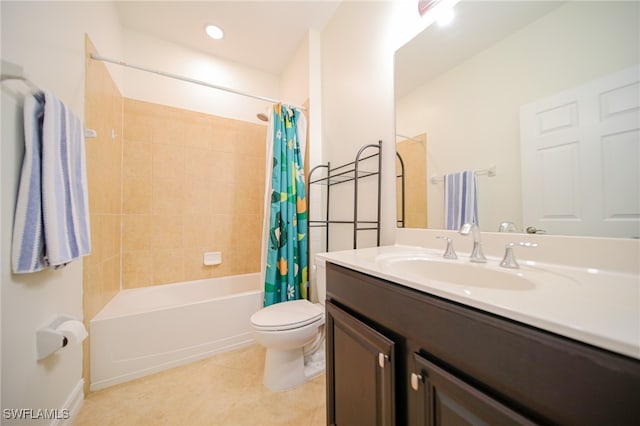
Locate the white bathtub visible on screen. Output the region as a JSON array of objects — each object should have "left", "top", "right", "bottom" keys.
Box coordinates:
[{"left": 90, "top": 273, "right": 263, "bottom": 391}]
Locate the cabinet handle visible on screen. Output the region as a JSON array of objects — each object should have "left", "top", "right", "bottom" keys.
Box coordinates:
[
  {"left": 411, "top": 373, "right": 423, "bottom": 391},
  {"left": 378, "top": 353, "right": 389, "bottom": 368}
]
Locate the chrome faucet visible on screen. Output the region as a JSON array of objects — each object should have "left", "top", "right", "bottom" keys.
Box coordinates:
[
  {"left": 500, "top": 242, "right": 538, "bottom": 269},
  {"left": 459, "top": 223, "right": 487, "bottom": 263}
]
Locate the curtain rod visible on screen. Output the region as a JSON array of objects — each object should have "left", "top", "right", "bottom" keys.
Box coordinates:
[{"left": 90, "top": 53, "right": 306, "bottom": 111}]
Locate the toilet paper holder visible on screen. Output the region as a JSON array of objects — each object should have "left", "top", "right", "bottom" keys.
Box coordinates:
[{"left": 36, "top": 315, "right": 86, "bottom": 361}]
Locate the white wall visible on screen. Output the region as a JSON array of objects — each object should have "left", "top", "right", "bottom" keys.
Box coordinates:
[
  {"left": 1, "top": 2, "right": 122, "bottom": 423},
  {"left": 396, "top": 1, "right": 640, "bottom": 232},
  {"left": 307, "top": 29, "right": 325, "bottom": 295},
  {"left": 280, "top": 33, "right": 310, "bottom": 108},
  {"left": 320, "top": 0, "right": 432, "bottom": 250},
  {"left": 278, "top": 30, "right": 327, "bottom": 298},
  {"left": 307, "top": 29, "right": 323, "bottom": 172},
  {"left": 120, "top": 28, "right": 280, "bottom": 124}
]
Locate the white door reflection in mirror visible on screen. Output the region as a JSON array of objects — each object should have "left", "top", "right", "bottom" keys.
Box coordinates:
[{"left": 520, "top": 66, "right": 640, "bottom": 239}]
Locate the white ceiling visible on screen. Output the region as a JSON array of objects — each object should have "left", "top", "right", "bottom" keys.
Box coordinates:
[{"left": 114, "top": 1, "right": 342, "bottom": 75}]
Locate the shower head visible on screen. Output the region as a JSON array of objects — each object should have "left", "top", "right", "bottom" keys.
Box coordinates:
[{"left": 257, "top": 112, "right": 269, "bottom": 122}]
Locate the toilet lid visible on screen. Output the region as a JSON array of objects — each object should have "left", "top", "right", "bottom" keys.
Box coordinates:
[{"left": 251, "top": 299, "right": 324, "bottom": 331}]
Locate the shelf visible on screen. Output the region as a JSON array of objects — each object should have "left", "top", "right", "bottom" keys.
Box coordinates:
[
  {"left": 309, "top": 170, "right": 379, "bottom": 186},
  {"left": 307, "top": 141, "right": 384, "bottom": 251}
]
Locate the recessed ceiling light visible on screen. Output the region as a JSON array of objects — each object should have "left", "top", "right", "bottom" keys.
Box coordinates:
[{"left": 205, "top": 24, "right": 224, "bottom": 40}]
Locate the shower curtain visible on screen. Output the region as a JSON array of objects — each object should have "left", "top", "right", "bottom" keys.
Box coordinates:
[{"left": 262, "top": 104, "right": 308, "bottom": 307}]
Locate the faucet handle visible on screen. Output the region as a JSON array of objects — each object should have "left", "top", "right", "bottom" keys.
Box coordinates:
[
  {"left": 498, "top": 221, "right": 519, "bottom": 232},
  {"left": 500, "top": 242, "right": 538, "bottom": 269},
  {"left": 436, "top": 236, "right": 457, "bottom": 259}
]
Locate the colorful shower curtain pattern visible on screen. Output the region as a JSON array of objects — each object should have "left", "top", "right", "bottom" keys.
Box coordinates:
[{"left": 264, "top": 105, "right": 308, "bottom": 307}]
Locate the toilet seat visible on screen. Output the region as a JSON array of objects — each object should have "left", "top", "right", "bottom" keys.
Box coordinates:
[{"left": 250, "top": 299, "right": 324, "bottom": 331}]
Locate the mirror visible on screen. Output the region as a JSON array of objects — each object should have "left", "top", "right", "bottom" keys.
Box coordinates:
[{"left": 394, "top": 0, "right": 639, "bottom": 238}]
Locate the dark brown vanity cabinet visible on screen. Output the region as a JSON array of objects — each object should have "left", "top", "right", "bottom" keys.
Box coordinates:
[
  {"left": 410, "top": 353, "right": 534, "bottom": 426},
  {"left": 327, "top": 302, "right": 396, "bottom": 426},
  {"left": 325, "top": 262, "right": 640, "bottom": 426}
]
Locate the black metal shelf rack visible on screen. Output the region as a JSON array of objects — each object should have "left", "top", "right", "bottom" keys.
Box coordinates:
[{"left": 307, "top": 141, "right": 383, "bottom": 251}]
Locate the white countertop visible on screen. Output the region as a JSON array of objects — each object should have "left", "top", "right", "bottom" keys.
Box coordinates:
[{"left": 317, "top": 245, "right": 640, "bottom": 360}]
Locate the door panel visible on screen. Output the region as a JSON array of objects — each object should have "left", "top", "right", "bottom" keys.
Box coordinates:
[
  {"left": 520, "top": 65, "right": 640, "bottom": 237},
  {"left": 327, "top": 301, "right": 396, "bottom": 426}
]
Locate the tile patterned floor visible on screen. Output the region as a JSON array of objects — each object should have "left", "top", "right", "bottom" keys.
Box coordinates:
[{"left": 74, "top": 345, "right": 326, "bottom": 426}]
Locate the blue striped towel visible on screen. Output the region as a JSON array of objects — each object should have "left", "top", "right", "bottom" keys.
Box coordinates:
[
  {"left": 12, "top": 91, "right": 91, "bottom": 273},
  {"left": 444, "top": 170, "right": 479, "bottom": 231}
]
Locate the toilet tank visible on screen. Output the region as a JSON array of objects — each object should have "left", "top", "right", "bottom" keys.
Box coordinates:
[{"left": 314, "top": 257, "right": 327, "bottom": 305}]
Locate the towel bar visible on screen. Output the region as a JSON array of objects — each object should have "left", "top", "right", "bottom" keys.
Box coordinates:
[{"left": 430, "top": 164, "right": 496, "bottom": 184}]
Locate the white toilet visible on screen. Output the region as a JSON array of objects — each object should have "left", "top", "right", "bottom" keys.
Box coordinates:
[{"left": 250, "top": 259, "right": 326, "bottom": 391}]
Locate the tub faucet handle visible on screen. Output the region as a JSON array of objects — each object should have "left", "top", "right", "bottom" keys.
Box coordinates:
[
  {"left": 500, "top": 242, "right": 538, "bottom": 269},
  {"left": 436, "top": 236, "right": 457, "bottom": 259}
]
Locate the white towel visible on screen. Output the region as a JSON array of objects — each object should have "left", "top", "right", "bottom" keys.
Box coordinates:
[
  {"left": 12, "top": 90, "right": 91, "bottom": 273},
  {"left": 444, "top": 170, "right": 478, "bottom": 231}
]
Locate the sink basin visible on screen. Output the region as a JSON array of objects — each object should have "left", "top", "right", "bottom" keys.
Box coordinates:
[{"left": 377, "top": 254, "right": 536, "bottom": 291}]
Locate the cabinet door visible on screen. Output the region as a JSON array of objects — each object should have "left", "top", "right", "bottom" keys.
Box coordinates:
[
  {"left": 327, "top": 301, "right": 396, "bottom": 426},
  {"left": 410, "top": 353, "right": 534, "bottom": 426}
]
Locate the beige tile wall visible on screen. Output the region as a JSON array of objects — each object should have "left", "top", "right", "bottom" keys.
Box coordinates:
[
  {"left": 83, "top": 36, "right": 124, "bottom": 392},
  {"left": 396, "top": 134, "right": 427, "bottom": 228},
  {"left": 122, "top": 99, "right": 267, "bottom": 288}
]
